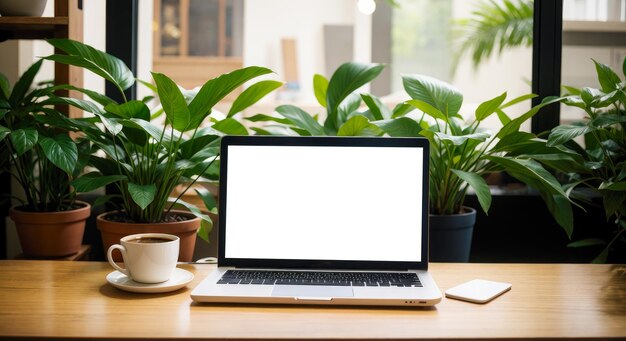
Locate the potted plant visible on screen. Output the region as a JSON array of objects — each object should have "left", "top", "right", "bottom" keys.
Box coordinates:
[
  {"left": 540, "top": 57, "right": 626, "bottom": 262},
  {"left": 0, "top": 59, "right": 91, "bottom": 258},
  {"left": 398, "top": 74, "right": 576, "bottom": 261},
  {"left": 43, "top": 39, "right": 278, "bottom": 261}
]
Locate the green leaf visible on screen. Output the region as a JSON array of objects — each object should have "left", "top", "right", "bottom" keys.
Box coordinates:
[
  {"left": 105, "top": 100, "right": 150, "bottom": 121},
  {"left": 580, "top": 87, "right": 602, "bottom": 106},
  {"left": 326, "top": 62, "right": 384, "bottom": 115},
  {"left": 0, "top": 72, "right": 10, "bottom": 99},
  {"left": 601, "top": 181, "right": 626, "bottom": 191},
  {"left": 167, "top": 197, "right": 212, "bottom": 242},
  {"left": 337, "top": 115, "right": 381, "bottom": 136},
  {"left": 567, "top": 238, "right": 606, "bottom": 248},
  {"left": 391, "top": 102, "right": 415, "bottom": 118},
  {"left": 402, "top": 74, "right": 463, "bottom": 117},
  {"left": 337, "top": 92, "right": 362, "bottom": 124},
  {"left": 486, "top": 155, "right": 574, "bottom": 236},
  {"left": 9, "top": 60, "right": 42, "bottom": 106},
  {"left": 187, "top": 66, "right": 273, "bottom": 130},
  {"left": 227, "top": 80, "right": 283, "bottom": 117},
  {"left": 245, "top": 113, "right": 291, "bottom": 125},
  {"left": 496, "top": 109, "right": 511, "bottom": 125},
  {"left": 43, "top": 96, "right": 105, "bottom": 115},
  {"left": 547, "top": 121, "right": 593, "bottom": 146},
  {"left": 152, "top": 72, "right": 190, "bottom": 132},
  {"left": 275, "top": 104, "right": 324, "bottom": 135},
  {"left": 194, "top": 187, "right": 218, "bottom": 213},
  {"left": 590, "top": 114, "right": 626, "bottom": 128},
  {"left": 591, "top": 246, "right": 609, "bottom": 263},
  {"left": 499, "top": 93, "right": 537, "bottom": 109},
  {"left": 603, "top": 190, "right": 626, "bottom": 219},
  {"left": 373, "top": 117, "right": 423, "bottom": 137},
  {"left": 95, "top": 113, "right": 123, "bottom": 135},
  {"left": 212, "top": 118, "right": 249, "bottom": 135},
  {"left": 497, "top": 96, "right": 561, "bottom": 138},
  {"left": 361, "top": 93, "right": 392, "bottom": 120},
  {"left": 10, "top": 128, "right": 38, "bottom": 156},
  {"left": 0, "top": 125, "right": 9, "bottom": 141},
  {"left": 46, "top": 38, "right": 135, "bottom": 92},
  {"left": 127, "top": 118, "right": 172, "bottom": 143},
  {"left": 435, "top": 131, "right": 490, "bottom": 146},
  {"left": 38, "top": 135, "right": 78, "bottom": 174},
  {"left": 451, "top": 169, "right": 492, "bottom": 214},
  {"left": 71, "top": 172, "right": 127, "bottom": 192},
  {"left": 475, "top": 92, "right": 507, "bottom": 121},
  {"left": 405, "top": 99, "right": 446, "bottom": 121},
  {"left": 313, "top": 74, "right": 329, "bottom": 107},
  {"left": 593, "top": 59, "right": 621, "bottom": 93},
  {"left": 128, "top": 183, "right": 156, "bottom": 210}
]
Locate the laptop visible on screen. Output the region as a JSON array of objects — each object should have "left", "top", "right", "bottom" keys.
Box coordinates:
[{"left": 191, "top": 135, "right": 442, "bottom": 307}]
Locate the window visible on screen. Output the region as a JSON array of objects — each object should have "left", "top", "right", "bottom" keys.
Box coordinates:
[{"left": 153, "top": 0, "right": 244, "bottom": 89}]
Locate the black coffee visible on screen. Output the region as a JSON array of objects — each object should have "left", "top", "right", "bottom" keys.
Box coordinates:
[{"left": 127, "top": 237, "right": 172, "bottom": 244}]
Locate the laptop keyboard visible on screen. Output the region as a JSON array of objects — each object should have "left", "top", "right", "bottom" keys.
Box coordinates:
[{"left": 217, "top": 270, "right": 422, "bottom": 287}]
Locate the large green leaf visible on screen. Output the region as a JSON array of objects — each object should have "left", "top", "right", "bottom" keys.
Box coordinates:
[
  {"left": 499, "top": 93, "right": 537, "bottom": 109},
  {"left": 486, "top": 155, "right": 574, "bottom": 236},
  {"left": 105, "top": 100, "right": 150, "bottom": 121},
  {"left": 325, "top": 62, "right": 384, "bottom": 132},
  {"left": 10, "top": 128, "right": 38, "bottom": 156},
  {"left": 187, "top": 66, "right": 273, "bottom": 130},
  {"left": 9, "top": 60, "right": 42, "bottom": 106},
  {"left": 275, "top": 104, "right": 324, "bottom": 136},
  {"left": 71, "top": 172, "right": 127, "bottom": 192},
  {"left": 128, "top": 183, "right": 156, "bottom": 210},
  {"left": 547, "top": 121, "right": 593, "bottom": 147},
  {"left": 373, "top": 117, "right": 422, "bottom": 137},
  {"left": 590, "top": 114, "right": 626, "bottom": 128},
  {"left": 593, "top": 59, "right": 622, "bottom": 93},
  {"left": 451, "top": 169, "right": 492, "bottom": 214},
  {"left": 313, "top": 74, "right": 329, "bottom": 108},
  {"left": 152, "top": 72, "right": 190, "bottom": 132},
  {"left": 127, "top": 118, "right": 172, "bottom": 144},
  {"left": 42, "top": 96, "right": 105, "bottom": 115},
  {"left": 391, "top": 102, "right": 415, "bottom": 118},
  {"left": 212, "top": 118, "right": 249, "bottom": 135},
  {"left": 45, "top": 39, "right": 134, "bottom": 92},
  {"left": 402, "top": 74, "right": 463, "bottom": 117},
  {"left": 38, "top": 135, "right": 78, "bottom": 174},
  {"left": 95, "top": 113, "right": 123, "bottom": 135},
  {"left": 475, "top": 92, "right": 507, "bottom": 121},
  {"left": 228, "top": 80, "right": 282, "bottom": 117},
  {"left": 361, "top": 93, "right": 391, "bottom": 120},
  {"left": 337, "top": 115, "right": 381, "bottom": 136},
  {"left": 194, "top": 187, "right": 218, "bottom": 213},
  {"left": 326, "top": 62, "right": 384, "bottom": 114}
]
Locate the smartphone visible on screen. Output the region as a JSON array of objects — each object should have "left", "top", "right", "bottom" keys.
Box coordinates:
[{"left": 445, "top": 279, "right": 511, "bottom": 304}]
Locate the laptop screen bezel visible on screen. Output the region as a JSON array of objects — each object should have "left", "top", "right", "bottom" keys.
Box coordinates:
[{"left": 217, "top": 135, "right": 430, "bottom": 271}]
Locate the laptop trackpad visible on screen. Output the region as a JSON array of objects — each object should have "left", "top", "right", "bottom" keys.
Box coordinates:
[{"left": 271, "top": 285, "right": 354, "bottom": 298}]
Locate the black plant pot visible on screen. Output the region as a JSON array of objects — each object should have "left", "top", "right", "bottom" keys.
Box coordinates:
[{"left": 429, "top": 207, "right": 477, "bottom": 262}]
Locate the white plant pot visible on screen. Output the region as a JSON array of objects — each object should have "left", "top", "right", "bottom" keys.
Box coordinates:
[{"left": 0, "top": 0, "right": 48, "bottom": 17}]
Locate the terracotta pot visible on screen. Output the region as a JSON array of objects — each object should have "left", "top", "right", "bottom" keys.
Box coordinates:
[
  {"left": 97, "top": 210, "right": 200, "bottom": 262},
  {"left": 10, "top": 201, "right": 90, "bottom": 258}
]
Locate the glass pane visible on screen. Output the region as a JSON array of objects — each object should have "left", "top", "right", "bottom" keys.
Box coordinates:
[
  {"left": 391, "top": 0, "right": 534, "bottom": 132},
  {"left": 561, "top": 0, "right": 626, "bottom": 124},
  {"left": 160, "top": 0, "right": 181, "bottom": 56},
  {"left": 188, "top": 0, "right": 220, "bottom": 57},
  {"left": 225, "top": 0, "right": 234, "bottom": 56}
]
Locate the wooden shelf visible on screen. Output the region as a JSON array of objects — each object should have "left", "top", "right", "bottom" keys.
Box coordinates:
[
  {"left": 0, "top": 16, "right": 70, "bottom": 41},
  {"left": 563, "top": 20, "right": 626, "bottom": 33}
]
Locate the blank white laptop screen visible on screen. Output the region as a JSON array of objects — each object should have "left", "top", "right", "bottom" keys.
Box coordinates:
[{"left": 224, "top": 144, "right": 424, "bottom": 262}]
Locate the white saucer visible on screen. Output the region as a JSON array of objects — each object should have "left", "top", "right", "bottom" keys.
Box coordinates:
[{"left": 106, "top": 268, "right": 194, "bottom": 293}]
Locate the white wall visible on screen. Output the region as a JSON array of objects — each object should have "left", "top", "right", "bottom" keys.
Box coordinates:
[{"left": 242, "top": 0, "right": 355, "bottom": 102}]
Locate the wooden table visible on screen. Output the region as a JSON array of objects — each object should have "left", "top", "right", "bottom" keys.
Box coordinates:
[{"left": 0, "top": 261, "right": 624, "bottom": 340}]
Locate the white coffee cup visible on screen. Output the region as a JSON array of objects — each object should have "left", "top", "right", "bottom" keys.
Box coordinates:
[{"left": 107, "top": 233, "right": 180, "bottom": 284}]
